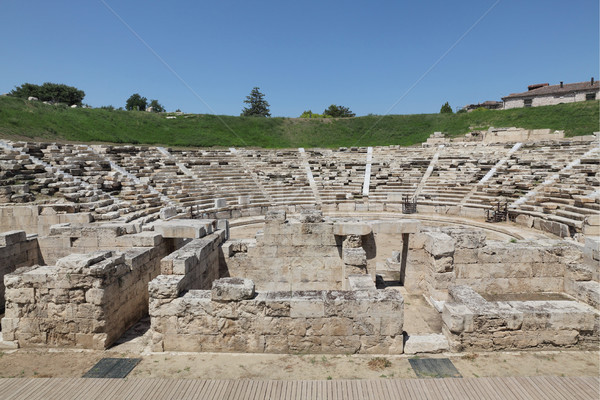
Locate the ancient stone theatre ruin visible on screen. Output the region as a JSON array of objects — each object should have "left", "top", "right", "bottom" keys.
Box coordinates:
[{"left": 0, "top": 132, "right": 598, "bottom": 354}]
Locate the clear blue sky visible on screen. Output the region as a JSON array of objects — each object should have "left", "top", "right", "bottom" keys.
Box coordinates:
[{"left": 1, "top": 0, "right": 598, "bottom": 116}]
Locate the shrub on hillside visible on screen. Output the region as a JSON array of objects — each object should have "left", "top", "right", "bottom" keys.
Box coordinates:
[{"left": 10, "top": 82, "right": 85, "bottom": 106}]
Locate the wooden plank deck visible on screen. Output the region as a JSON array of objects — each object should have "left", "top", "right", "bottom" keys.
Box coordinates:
[{"left": 0, "top": 376, "right": 597, "bottom": 399}]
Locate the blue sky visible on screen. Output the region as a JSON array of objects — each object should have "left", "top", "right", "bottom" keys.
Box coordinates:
[{"left": 1, "top": 1, "right": 598, "bottom": 116}]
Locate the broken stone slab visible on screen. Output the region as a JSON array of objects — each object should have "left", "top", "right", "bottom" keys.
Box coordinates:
[
  {"left": 265, "top": 209, "right": 286, "bottom": 223},
  {"left": 333, "top": 222, "right": 372, "bottom": 236},
  {"left": 343, "top": 247, "right": 367, "bottom": 266},
  {"left": 55, "top": 251, "right": 114, "bottom": 272},
  {"left": 347, "top": 274, "right": 376, "bottom": 291},
  {"left": 211, "top": 277, "right": 255, "bottom": 301},
  {"left": 154, "top": 219, "right": 215, "bottom": 239},
  {"left": 423, "top": 232, "right": 455, "bottom": 258},
  {"left": 404, "top": 334, "right": 449, "bottom": 354}
]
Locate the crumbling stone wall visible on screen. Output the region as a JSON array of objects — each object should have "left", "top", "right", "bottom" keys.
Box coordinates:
[
  {"left": 0, "top": 231, "right": 42, "bottom": 312},
  {"left": 149, "top": 277, "right": 404, "bottom": 354},
  {"left": 442, "top": 286, "right": 598, "bottom": 351},
  {"left": 3, "top": 239, "right": 171, "bottom": 349}
]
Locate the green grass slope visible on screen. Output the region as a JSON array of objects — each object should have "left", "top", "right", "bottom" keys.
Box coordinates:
[{"left": 0, "top": 96, "right": 597, "bottom": 148}]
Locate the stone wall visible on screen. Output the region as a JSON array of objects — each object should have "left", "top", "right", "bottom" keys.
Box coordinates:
[
  {"left": 420, "top": 228, "right": 582, "bottom": 303},
  {"left": 220, "top": 211, "right": 347, "bottom": 291},
  {"left": 0, "top": 205, "right": 93, "bottom": 236},
  {"left": 2, "top": 240, "right": 171, "bottom": 349},
  {"left": 221, "top": 211, "right": 418, "bottom": 291},
  {"left": 149, "top": 277, "right": 404, "bottom": 354},
  {"left": 453, "top": 239, "right": 575, "bottom": 294},
  {"left": 442, "top": 286, "right": 598, "bottom": 351},
  {"left": 0, "top": 231, "right": 42, "bottom": 312}
]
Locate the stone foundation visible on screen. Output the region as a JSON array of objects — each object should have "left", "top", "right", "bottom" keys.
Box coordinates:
[
  {"left": 2, "top": 247, "right": 166, "bottom": 349},
  {"left": 0, "top": 231, "right": 42, "bottom": 312},
  {"left": 149, "top": 278, "right": 404, "bottom": 354},
  {"left": 442, "top": 286, "right": 599, "bottom": 351}
]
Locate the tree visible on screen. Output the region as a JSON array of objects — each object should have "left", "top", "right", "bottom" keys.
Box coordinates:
[
  {"left": 241, "top": 87, "right": 270, "bottom": 117},
  {"left": 323, "top": 104, "right": 355, "bottom": 118},
  {"left": 126, "top": 93, "right": 147, "bottom": 111},
  {"left": 440, "top": 102, "right": 453, "bottom": 114},
  {"left": 148, "top": 99, "right": 165, "bottom": 113},
  {"left": 10, "top": 82, "right": 85, "bottom": 106}
]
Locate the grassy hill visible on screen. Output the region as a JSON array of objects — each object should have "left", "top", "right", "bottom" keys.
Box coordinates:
[{"left": 0, "top": 96, "right": 597, "bottom": 148}]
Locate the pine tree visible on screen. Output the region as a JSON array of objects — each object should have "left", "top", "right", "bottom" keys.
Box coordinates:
[
  {"left": 241, "top": 87, "right": 271, "bottom": 117},
  {"left": 440, "top": 102, "right": 453, "bottom": 114}
]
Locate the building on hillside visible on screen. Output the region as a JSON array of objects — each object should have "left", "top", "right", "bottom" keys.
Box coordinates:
[
  {"left": 502, "top": 78, "right": 599, "bottom": 109},
  {"left": 462, "top": 101, "right": 503, "bottom": 112}
]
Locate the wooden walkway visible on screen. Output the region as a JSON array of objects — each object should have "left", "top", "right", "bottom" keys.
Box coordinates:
[{"left": 0, "top": 376, "right": 597, "bottom": 399}]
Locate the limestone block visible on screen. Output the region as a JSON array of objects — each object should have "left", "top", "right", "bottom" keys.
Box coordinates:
[
  {"left": 333, "top": 223, "right": 371, "bottom": 236},
  {"left": 299, "top": 209, "right": 323, "bottom": 223},
  {"left": 423, "top": 232, "right": 455, "bottom": 258},
  {"left": 214, "top": 198, "right": 227, "bottom": 209},
  {"left": 159, "top": 206, "right": 177, "bottom": 220},
  {"left": 55, "top": 251, "right": 113, "bottom": 272},
  {"left": 347, "top": 275, "right": 375, "bottom": 291},
  {"left": 583, "top": 224, "right": 600, "bottom": 236},
  {"left": 404, "top": 334, "right": 449, "bottom": 354},
  {"left": 154, "top": 219, "right": 214, "bottom": 239},
  {"left": 585, "top": 214, "right": 600, "bottom": 226},
  {"left": 116, "top": 232, "right": 163, "bottom": 247},
  {"left": 441, "top": 228, "right": 486, "bottom": 249},
  {"left": 343, "top": 247, "right": 367, "bottom": 266},
  {"left": 515, "top": 214, "right": 534, "bottom": 228},
  {"left": 290, "top": 292, "right": 325, "bottom": 318},
  {"left": 265, "top": 210, "right": 286, "bottom": 223},
  {"left": 149, "top": 274, "right": 187, "bottom": 299},
  {"left": 0, "top": 231, "right": 26, "bottom": 246},
  {"left": 211, "top": 278, "right": 255, "bottom": 301},
  {"left": 371, "top": 220, "right": 419, "bottom": 234}
]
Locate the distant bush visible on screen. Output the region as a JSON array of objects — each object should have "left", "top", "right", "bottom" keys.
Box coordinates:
[
  {"left": 10, "top": 82, "right": 85, "bottom": 106},
  {"left": 299, "top": 110, "right": 330, "bottom": 118},
  {"left": 323, "top": 104, "right": 355, "bottom": 118},
  {"left": 440, "top": 102, "right": 453, "bottom": 113}
]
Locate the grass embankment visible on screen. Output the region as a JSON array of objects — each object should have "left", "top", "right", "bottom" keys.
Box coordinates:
[{"left": 0, "top": 96, "right": 597, "bottom": 148}]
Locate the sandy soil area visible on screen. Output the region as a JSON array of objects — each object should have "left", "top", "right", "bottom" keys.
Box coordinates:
[{"left": 0, "top": 347, "right": 597, "bottom": 380}]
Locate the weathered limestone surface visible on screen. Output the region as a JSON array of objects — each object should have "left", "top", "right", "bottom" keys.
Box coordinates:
[
  {"left": 149, "top": 284, "right": 404, "bottom": 354},
  {"left": 3, "top": 245, "right": 168, "bottom": 349},
  {"left": 0, "top": 231, "right": 42, "bottom": 311},
  {"left": 442, "top": 285, "right": 599, "bottom": 351},
  {"left": 154, "top": 219, "right": 219, "bottom": 239}
]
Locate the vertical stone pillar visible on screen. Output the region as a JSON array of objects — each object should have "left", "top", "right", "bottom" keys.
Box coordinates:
[{"left": 423, "top": 232, "right": 456, "bottom": 305}]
